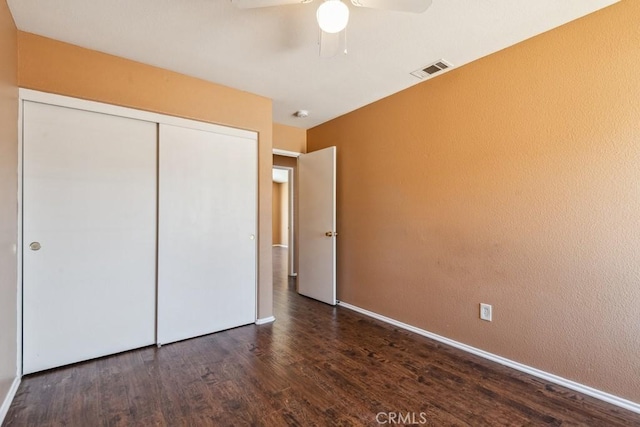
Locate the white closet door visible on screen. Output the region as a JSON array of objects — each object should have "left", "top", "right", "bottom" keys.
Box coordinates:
[
  {"left": 158, "top": 124, "right": 257, "bottom": 345},
  {"left": 23, "top": 102, "right": 157, "bottom": 374}
]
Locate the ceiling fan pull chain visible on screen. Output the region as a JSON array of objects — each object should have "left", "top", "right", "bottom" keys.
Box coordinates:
[{"left": 343, "top": 27, "right": 348, "bottom": 55}]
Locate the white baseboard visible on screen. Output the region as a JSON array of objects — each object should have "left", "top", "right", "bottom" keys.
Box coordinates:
[
  {"left": 337, "top": 301, "right": 640, "bottom": 415},
  {"left": 255, "top": 316, "right": 276, "bottom": 325},
  {"left": 0, "top": 376, "right": 20, "bottom": 425},
  {"left": 272, "top": 244, "right": 288, "bottom": 248}
]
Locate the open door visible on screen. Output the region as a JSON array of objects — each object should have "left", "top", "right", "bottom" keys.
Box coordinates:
[{"left": 298, "top": 146, "right": 337, "bottom": 305}]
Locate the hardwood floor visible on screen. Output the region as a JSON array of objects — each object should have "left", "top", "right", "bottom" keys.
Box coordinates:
[{"left": 4, "top": 247, "right": 640, "bottom": 426}]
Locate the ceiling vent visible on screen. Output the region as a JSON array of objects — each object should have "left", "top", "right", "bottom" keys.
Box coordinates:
[{"left": 411, "top": 60, "right": 453, "bottom": 80}]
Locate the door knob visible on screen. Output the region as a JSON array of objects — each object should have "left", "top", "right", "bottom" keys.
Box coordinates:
[
  {"left": 29, "top": 242, "right": 41, "bottom": 251},
  {"left": 325, "top": 232, "right": 334, "bottom": 237}
]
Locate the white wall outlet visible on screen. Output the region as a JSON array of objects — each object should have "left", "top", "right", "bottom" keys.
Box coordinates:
[{"left": 480, "top": 303, "right": 492, "bottom": 321}]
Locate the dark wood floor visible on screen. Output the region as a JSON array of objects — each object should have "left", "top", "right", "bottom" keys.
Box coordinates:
[{"left": 4, "top": 247, "right": 640, "bottom": 426}]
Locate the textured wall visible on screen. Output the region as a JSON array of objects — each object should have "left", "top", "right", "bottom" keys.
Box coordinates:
[
  {"left": 279, "top": 183, "right": 289, "bottom": 245},
  {"left": 272, "top": 182, "right": 282, "bottom": 245},
  {"left": 17, "top": 32, "right": 274, "bottom": 319},
  {"left": 0, "top": 0, "right": 17, "bottom": 410},
  {"left": 271, "top": 181, "right": 289, "bottom": 246},
  {"left": 273, "top": 155, "right": 297, "bottom": 169},
  {"left": 308, "top": 1, "right": 640, "bottom": 401},
  {"left": 273, "top": 123, "right": 306, "bottom": 153}
]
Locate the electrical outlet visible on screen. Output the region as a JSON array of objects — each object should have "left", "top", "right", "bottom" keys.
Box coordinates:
[{"left": 480, "top": 303, "right": 492, "bottom": 321}]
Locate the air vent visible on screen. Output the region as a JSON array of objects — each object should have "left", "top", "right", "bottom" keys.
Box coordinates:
[{"left": 411, "top": 60, "right": 453, "bottom": 80}]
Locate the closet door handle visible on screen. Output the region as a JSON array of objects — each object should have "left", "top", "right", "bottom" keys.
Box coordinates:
[{"left": 29, "top": 242, "right": 41, "bottom": 251}]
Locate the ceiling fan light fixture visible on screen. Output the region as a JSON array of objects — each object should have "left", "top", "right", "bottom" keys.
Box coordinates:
[{"left": 316, "top": 0, "right": 349, "bottom": 34}]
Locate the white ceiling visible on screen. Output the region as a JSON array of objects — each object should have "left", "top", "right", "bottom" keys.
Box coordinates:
[{"left": 8, "top": 0, "right": 617, "bottom": 129}]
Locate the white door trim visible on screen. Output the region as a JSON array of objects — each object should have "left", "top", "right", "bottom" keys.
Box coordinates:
[
  {"left": 19, "top": 89, "right": 257, "bottom": 140},
  {"left": 273, "top": 148, "right": 301, "bottom": 158},
  {"left": 16, "top": 92, "right": 24, "bottom": 379}
]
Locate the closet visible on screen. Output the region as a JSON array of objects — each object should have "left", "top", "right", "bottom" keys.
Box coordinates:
[
  {"left": 21, "top": 94, "right": 257, "bottom": 374},
  {"left": 157, "top": 124, "right": 257, "bottom": 345}
]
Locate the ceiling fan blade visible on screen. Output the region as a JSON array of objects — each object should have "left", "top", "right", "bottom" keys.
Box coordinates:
[
  {"left": 231, "top": 0, "right": 313, "bottom": 9},
  {"left": 350, "top": 0, "right": 432, "bottom": 13},
  {"left": 319, "top": 30, "right": 342, "bottom": 58}
]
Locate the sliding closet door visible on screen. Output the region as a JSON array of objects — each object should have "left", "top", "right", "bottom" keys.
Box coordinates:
[
  {"left": 23, "top": 102, "right": 157, "bottom": 374},
  {"left": 158, "top": 124, "right": 257, "bottom": 345}
]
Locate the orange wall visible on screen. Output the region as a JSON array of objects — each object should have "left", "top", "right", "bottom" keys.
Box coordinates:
[
  {"left": 17, "top": 32, "right": 274, "bottom": 319},
  {"left": 273, "top": 123, "right": 306, "bottom": 153},
  {"left": 279, "top": 183, "right": 289, "bottom": 245},
  {"left": 308, "top": 1, "right": 640, "bottom": 402},
  {"left": 272, "top": 181, "right": 289, "bottom": 246},
  {"left": 0, "top": 0, "right": 17, "bottom": 407},
  {"left": 273, "top": 154, "right": 297, "bottom": 169},
  {"left": 272, "top": 182, "right": 282, "bottom": 244}
]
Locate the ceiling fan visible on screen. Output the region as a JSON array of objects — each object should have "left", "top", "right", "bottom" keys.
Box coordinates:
[{"left": 231, "top": 0, "right": 433, "bottom": 57}]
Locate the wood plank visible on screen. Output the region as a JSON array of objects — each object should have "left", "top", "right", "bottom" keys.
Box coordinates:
[{"left": 4, "top": 247, "right": 640, "bottom": 426}]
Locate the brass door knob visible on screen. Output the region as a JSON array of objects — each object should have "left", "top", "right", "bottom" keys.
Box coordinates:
[{"left": 325, "top": 231, "right": 333, "bottom": 237}]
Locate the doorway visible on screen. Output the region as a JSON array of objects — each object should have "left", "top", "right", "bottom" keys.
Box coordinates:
[
  {"left": 272, "top": 147, "right": 337, "bottom": 306},
  {"left": 272, "top": 164, "right": 295, "bottom": 277}
]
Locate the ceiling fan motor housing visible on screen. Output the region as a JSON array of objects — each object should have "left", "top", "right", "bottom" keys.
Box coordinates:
[{"left": 316, "top": 0, "right": 350, "bottom": 34}]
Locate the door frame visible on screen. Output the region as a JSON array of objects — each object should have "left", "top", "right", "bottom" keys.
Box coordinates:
[
  {"left": 273, "top": 148, "right": 302, "bottom": 278},
  {"left": 272, "top": 165, "right": 296, "bottom": 276},
  {"left": 16, "top": 89, "right": 259, "bottom": 376}
]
